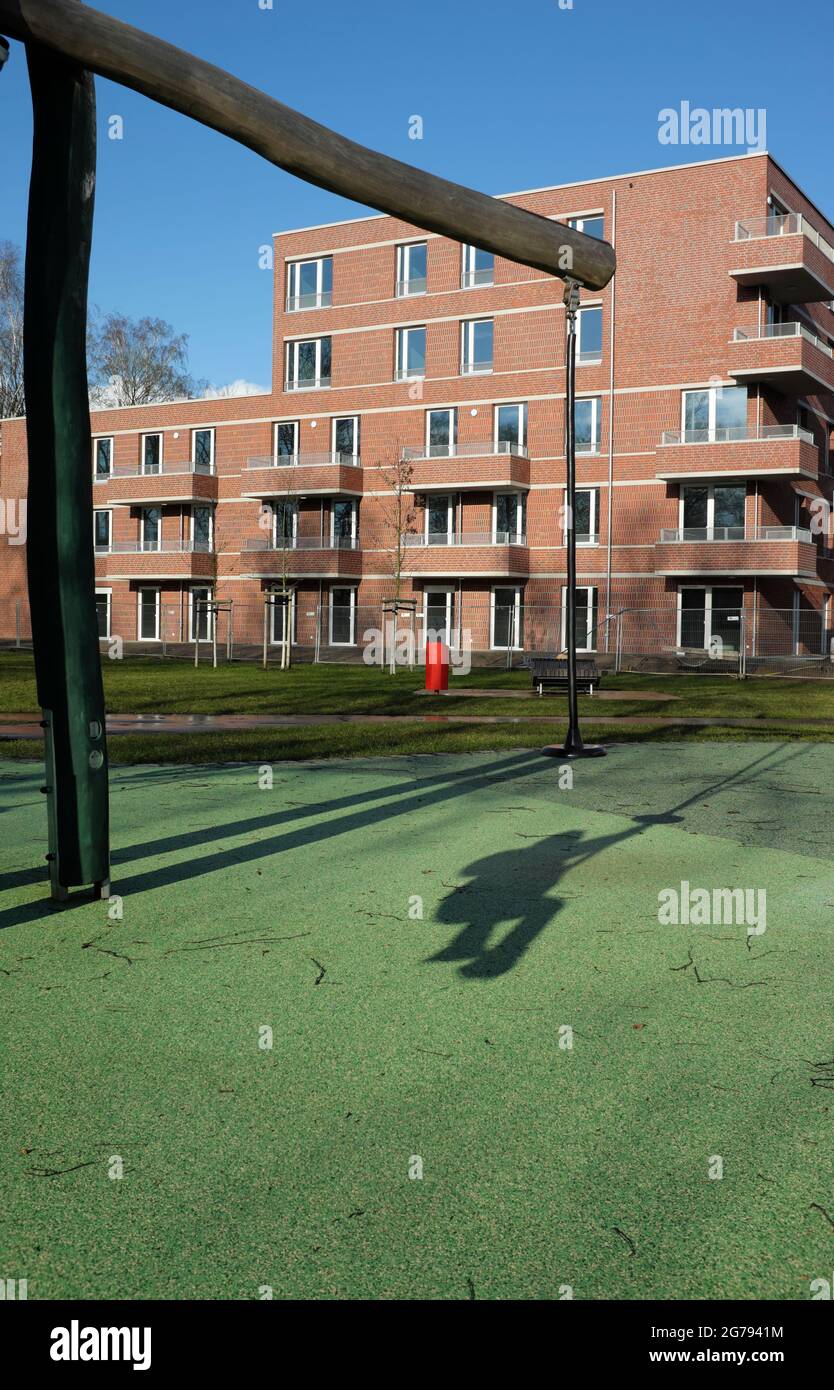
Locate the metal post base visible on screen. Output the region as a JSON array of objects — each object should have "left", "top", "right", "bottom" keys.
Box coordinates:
[{"left": 542, "top": 744, "right": 607, "bottom": 759}]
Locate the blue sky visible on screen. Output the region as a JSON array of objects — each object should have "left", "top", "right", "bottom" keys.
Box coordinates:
[{"left": 2, "top": 0, "right": 833, "bottom": 391}]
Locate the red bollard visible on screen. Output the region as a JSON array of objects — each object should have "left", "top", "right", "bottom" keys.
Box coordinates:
[{"left": 425, "top": 640, "right": 449, "bottom": 692}]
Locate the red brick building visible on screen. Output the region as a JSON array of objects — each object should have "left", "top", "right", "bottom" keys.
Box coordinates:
[{"left": 2, "top": 149, "right": 834, "bottom": 661}]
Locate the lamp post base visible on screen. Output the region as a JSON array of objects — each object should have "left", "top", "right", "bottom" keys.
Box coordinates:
[{"left": 542, "top": 737, "right": 607, "bottom": 759}]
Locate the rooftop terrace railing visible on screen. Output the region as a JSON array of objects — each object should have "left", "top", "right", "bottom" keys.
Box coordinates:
[{"left": 733, "top": 213, "right": 834, "bottom": 264}]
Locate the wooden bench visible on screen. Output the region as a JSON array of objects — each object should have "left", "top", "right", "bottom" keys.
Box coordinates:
[{"left": 528, "top": 656, "right": 601, "bottom": 696}]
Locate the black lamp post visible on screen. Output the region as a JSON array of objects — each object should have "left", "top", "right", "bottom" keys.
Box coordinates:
[{"left": 543, "top": 278, "right": 606, "bottom": 759}]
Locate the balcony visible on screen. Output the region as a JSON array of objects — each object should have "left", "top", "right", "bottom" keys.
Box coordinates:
[
  {"left": 242, "top": 453, "right": 363, "bottom": 498},
  {"left": 93, "top": 460, "right": 217, "bottom": 505},
  {"left": 729, "top": 322, "right": 834, "bottom": 395},
  {"left": 241, "top": 535, "right": 362, "bottom": 579},
  {"left": 94, "top": 538, "right": 215, "bottom": 580},
  {"left": 656, "top": 424, "right": 818, "bottom": 481},
  {"left": 402, "top": 531, "right": 529, "bottom": 577},
  {"left": 655, "top": 525, "right": 817, "bottom": 578},
  {"left": 401, "top": 440, "right": 530, "bottom": 492},
  {"left": 730, "top": 214, "right": 834, "bottom": 303}
]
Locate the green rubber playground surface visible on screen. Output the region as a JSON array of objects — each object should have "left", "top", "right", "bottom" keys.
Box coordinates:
[{"left": 1, "top": 742, "right": 833, "bottom": 1300}]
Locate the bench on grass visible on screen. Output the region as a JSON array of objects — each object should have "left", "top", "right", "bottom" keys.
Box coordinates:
[{"left": 528, "top": 656, "right": 602, "bottom": 696}]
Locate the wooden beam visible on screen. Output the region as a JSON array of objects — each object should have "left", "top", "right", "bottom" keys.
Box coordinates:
[{"left": 0, "top": 0, "right": 615, "bottom": 291}]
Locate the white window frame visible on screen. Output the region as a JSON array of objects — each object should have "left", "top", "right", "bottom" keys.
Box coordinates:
[
  {"left": 395, "top": 325, "right": 426, "bottom": 381},
  {"left": 329, "top": 587, "right": 357, "bottom": 646},
  {"left": 561, "top": 585, "right": 598, "bottom": 652},
  {"left": 490, "top": 586, "right": 523, "bottom": 650},
  {"left": 141, "top": 507, "right": 162, "bottom": 552},
  {"left": 425, "top": 494, "right": 456, "bottom": 543},
  {"left": 460, "top": 317, "right": 494, "bottom": 375},
  {"left": 192, "top": 427, "right": 215, "bottom": 472},
  {"left": 190, "top": 505, "right": 214, "bottom": 551},
  {"left": 273, "top": 420, "right": 300, "bottom": 463},
  {"left": 189, "top": 586, "right": 215, "bottom": 644},
  {"left": 137, "top": 587, "right": 160, "bottom": 642},
  {"left": 564, "top": 487, "right": 600, "bottom": 546},
  {"left": 492, "top": 492, "right": 526, "bottom": 543},
  {"left": 332, "top": 415, "right": 360, "bottom": 460},
  {"left": 575, "top": 396, "right": 601, "bottom": 454},
  {"left": 272, "top": 499, "right": 299, "bottom": 548},
  {"left": 678, "top": 483, "right": 747, "bottom": 534},
  {"left": 422, "top": 586, "right": 455, "bottom": 646},
  {"left": 141, "top": 431, "right": 163, "bottom": 475},
  {"left": 330, "top": 498, "right": 358, "bottom": 547},
  {"left": 93, "top": 435, "right": 113, "bottom": 479},
  {"left": 676, "top": 585, "right": 744, "bottom": 650},
  {"left": 95, "top": 588, "right": 112, "bottom": 639},
  {"left": 681, "top": 386, "right": 748, "bottom": 442},
  {"left": 285, "top": 336, "right": 331, "bottom": 391},
  {"left": 267, "top": 588, "right": 297, "bottom": 646},
  {"left": 576, "top": 306, "right": 602, "bottom": 366},
  {"left": 426, "top": 408, "right": 457, "bottom": 455},
  {"left": 396, "top": 242, "right": 427, "bottom": 297},
  {"left": 286, "top": 256, "right": 332, "bottom": 311},
  {"left": 494, "top": 402, "right": 527, "bottom": 454},
  {"left": 94, "top": 508, "right": 112, "bottom": 552},
  {"left": 461, "top": 244, "right": 495, "bottom": 289},
  {"left": 568, "top": 213, "right": 605, "bottom": 239}
]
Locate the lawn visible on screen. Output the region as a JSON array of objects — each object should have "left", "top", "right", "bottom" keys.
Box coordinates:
[{"left": 1, "top": 743, "right": 832, "bottom": 1299}]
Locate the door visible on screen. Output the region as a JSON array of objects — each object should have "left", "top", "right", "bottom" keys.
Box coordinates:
[
  {"left": 138, "top": 588, "right": 160, "bottom": 641},
  {"left": 270, "top": 591, "right": 294, "bottom": 645},
  {"left": 329, "top": 588, "right": 356, "bottom": 645},
  {"left": 710, "top": 587, "right": 744, "bottom": 651},
  {"left": 424, "top": 588, "right": 454, "bottom": 644},
  {"left": 190, "top": 587, "right": 213, "bottom": 643},
  {"left": 492, "top": 587, "right": 522, "bottom": 649}
]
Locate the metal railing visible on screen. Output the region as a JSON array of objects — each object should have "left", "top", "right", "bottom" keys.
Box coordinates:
[
  {"left": 659, "top": 525, "right": 812, "bottom": 543},
  {"left": 283, "top": 376, "right": 331, "bottom": 391},
  {"left": 660, "top": 423, "right": 814, "bottom": 446},
  {"left": 243, "top": 535, "right": 360, "bottom": 551},
  {"left": 285, "top": 291, "right": 332, "bottom": 311},
  {"left": 733, "top": 321, "right": 834, "bottom": 357},
  {"left": 394, "top": 367, "right": 425, "bottom": 382},
  {"left": 395, "top": 278, "right": 427, "bottom": 297},
  {"left": 403, "top": 530, "right": 527, "bottom": 547},
  {"left": 460, "top": 360, "right": 494, "bottom": 375},
  {"left": 461, "top": 269, "right": 494, "bottom": 288},
  {"left": 245, "top": 452, "right": 361, "bottom": 469},
  {"left": 94, "top": 459, "right": 214, "bottom": 480},
  {"left": 577, "top": 350, "right": 603, "bottom": 366},
  {"left": 401, "top": 440, "right": 528, "bottom": 461},
  {"left": 95, "top": 538, "right": 214, "bottom": 554},
  {"left": 733, "top": 213, "right": 834, "bottom": 264}
]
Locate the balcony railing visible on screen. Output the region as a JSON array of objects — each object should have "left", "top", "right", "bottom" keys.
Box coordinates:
[
  {"left": 460, "top": 360, "right": 493, "bottom": 375},
  {"left": 577, "top": 350, "right": 603, "bottom": 366},
  {"left": 659, "top": 525, "right": 812, "bottom": 543},
  {"left": 284, "top": 376, "right": 331, "bottom": 391},
  {"left": 245, "top": 452, "right": 361, "bottom": 469},
  {"left": 660, "top": 424, "right": 814, "bottom": 447},
  {"left": 395, "top": 278, "right": 427, "bottom": 297},
  {"left": 461, "top": 269, "right": 494, "bottom": 289},
  {"left": 733, "top": 213, "right": 834, "bottom": 264},
  {"left": 401, "top": 440, "right": 528, "bottom": 461},
  {"left": 394, "top": 367, "right": 425, "bottom": 382},
  {"left": 403, "top": 531, "right": 527, "bottom": 548},
  {"left": 285, "top": 291, "right": 332, "bottom": 311},
  {"left": 244, "top": 535, "right": 360, "bottom": 552},
  {"left": 732, "top": 322, "right": 834, "bottom": 358},
  {"left": 94, "top": 459, "right": 214, "bottom": 481},
  {"left": 95, "top": 538, "right": 213, "bottom": 554}
]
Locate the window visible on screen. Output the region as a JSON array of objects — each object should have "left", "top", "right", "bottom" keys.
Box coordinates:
[
  {"left": 569, "top": 214, "right": 605, "bottom": 240},
  {"left": 269, "top": 590, "right": 296, "bottom": 645},
  {"left": 95, "top": 590, "right": 111, "bottom": 639},
  {"left": 137, "top": 588, "right": 160, "bottom": 641},
  {"left": 494, "top": 492, "right": 526, "bottom": 543},
  {"left": 193, "top": 429, "right": 214, "bottom": 471},
  {"left": 491, "top": 586, "right": 523, "bottom": 650},
  {"left": 94, "top": 510, "right": 111, "bottom": 551},
  {"left": 424, "top": 587, "right": 455, "bottom": 645},
  {"left": 565, "top": 487, "right": 600, "bottom": 544},
  {"left": 93, "top": 437, "right": 113, "bottom": 479},
  {"left": 190, "top": 587, "right": 213, "bottom": 643},
  {"left": 576, "top": 397, "right": 601, "bottom": 453},
  {"left": 331, "top": 499, "right": 358, "bottom": 547},
  {"left": 286, "top": 256, "right": 332, "bottom": 311},
  {"left": 680, "top": 484, "right": 746, "bottom": 538},
  {"left": 396, "top": 242, "right": 427, "bottom": 297},
  {"left": 192, "top": 506, "right": 213, "bottom": 551},
  {"left": 426, "top": 495, "right": 456, "bottom": 544},
  {"left": 427, "top": 408, "right": 457, "bottom": 455},
  {"left": 561, "top": 585, "right": 598, "bottom": 651},
  {"left": 576, "top": 306, "right": 602, "bottom": 365},
  {"left": 285, "top": 336, "right": 331, "bottom": 390},
  {"left": 141, "top": 432, "right": 162, "bottom": 474},
  {"left": 679, "top": 587, "right": 744, "bottom": 651},
  {"left": 682, "top": 386, "right": 747, "bottom": 442},
  {"left": 462, "top": 244, "right": 494, "bottom": 288},
  {"left": 329, "top": 587, "right": 356, "bottom": 645},
  {"left": 333, "top": 416, "right": 359, "bottom": 460},
  {"left": 495, "top": 403, "right": 527, "bottom": 454},
  {"left": 141, "top": 507, "right": 161, "bottom": 551},
  {"left": 272, "top": 499, "right": 298, "bottom": 547},
  {"left": 461, "top": 318, "right": 493, "bottom": 374},
  {"left": 274, "top": 420, "right": 299, "bottom": 461},
  {"left": 395, "top": 326, "right": 426, "bottom": 381}
]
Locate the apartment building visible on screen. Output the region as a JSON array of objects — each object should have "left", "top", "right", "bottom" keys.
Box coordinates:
[{"left": 2, "top": 149, "right": 833, "bottom": 660}]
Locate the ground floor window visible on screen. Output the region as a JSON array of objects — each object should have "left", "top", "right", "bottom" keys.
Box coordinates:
[
  {"left": 678, "top": 586, "right": 743, "bottom": 651},
  {"left": 137, "top": 587, "right": 160, "bottom": 641},
  {"left": 269, "top": 590, "right": 296, "bottom": 645},
  {"left": 95, "top": 589, "right": 111, "bottom": 639},
  {"left": 561, "top": 585, "right": 598, "bottom": 651},
  {"left": 329, "top": 587, "right": 356, "bottom": 645},
  {"left": 189, "top": 587, "right": 214, "bottom": 643},
  {"left": 423, "top": 587, "right": 455, "bottom": 645},
  {"left": 491, "top": 586, "right": 523, "bottom": 649}
]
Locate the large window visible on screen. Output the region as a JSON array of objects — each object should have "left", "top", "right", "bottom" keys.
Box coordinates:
[
  {"left": 272, "top": 499, "right": 298, "bottom": 547},
  {"left": 95, "top": 590, "right": 111, "bottom": 639},
  {"left": 462, "top": 244, "right": 494, "bottom": 288},
  {"left": 680, "top": 484, "right": 746, "bottom": 538},
  {"left": 576, "top": 306, "right": 603, "bottom": 365},
  {"left": 333, "top": 416, "right": 359, "bottom": 460},
  {"left": 679, "top": 587, "right": 744, "bottom": 651},
  {"left": 141, "top": 432, "right": 162, "bottom": 474},
  {"left": 286, "top": 256, "right": 332, "bottom": 311},
  {"left": 269, "top": 590, "right": 296, "bottom": 645},
  {"left": 424, "top": 587, "right": 455, "bottom": 644},
  {"left": 137, "top": 588, "right": 160, "bottom": 642},
  {"left": 189, "top": 587, "right": 213, "bottom": 643},
  {"left": 285, "top": 336, "right": 331, "bottom": 390},
  {"left": 569, "top": 214, "right": 605, "bottom": 240},
  {"left": 395, "top": 326, "right": 426, "bottom": 381},
  {"left": 495, "top": 403, "right": 527, "bottom": 454},
  {"left": 94, "top": 510, "right": 111, "bottom": 551},
  {"left": 396, "top": 242, "right": 427, "bottom": 297},
  {"left": 461, "top": 318, "right": 493, "bottom": 374},
  {"left": 192, "top": 506, "right": 213, "bottom": 551},
  {"left": 561, "top": 585, "right": 598, "bottom": 651},
  {"left": 274, "top": 420, "right": 299, "bottom": 461},
  {"left": 426, "top": 495, "right": 456, "bottom": 544},
  {"left": 427, "top": 408, "right": 457, "bottom": 455},
  {"left": 192, "top": 429, "right": 214, "bottom": 471},
  {"left": 491, "top": 586, "right": 523, "bottom": 650},
  {"left": 576, "top": 396, "right": 601, "bottom": 453},
  {"left": 565, "top": 487, "right": 600, "bottom": 544},
  {"left": 682, "top": 386, "right": 747, "bottom": 442},
  {"left": 331, "top": 499, "right": 358, "bottom": 547},
  {"left": 494, "top": 492, "right": 526, "bottom": 543},
  {"left": 329, "top": 587, "right": 356, "bottom": 645},
  {"left": 93, "top": 437, "right": 113, "bottom": 479},
  {"left": 141, "top": 507, "right": 161, "bottom": 551}
]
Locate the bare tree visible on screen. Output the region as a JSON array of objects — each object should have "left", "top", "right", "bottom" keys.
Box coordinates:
[
  {"left": 87, "top": 311, "right": 201, "bottom": 407},
  {"left": 379, "top": 454, "right": 417, "bottom": 672},
  {"left": 0, "top": 241, "right": 25, "bottom": 419}
]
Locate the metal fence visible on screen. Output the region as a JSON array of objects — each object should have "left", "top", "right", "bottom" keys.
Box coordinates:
[{"left": 0, "top": 596, "right": 831, "bottom": 677}]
